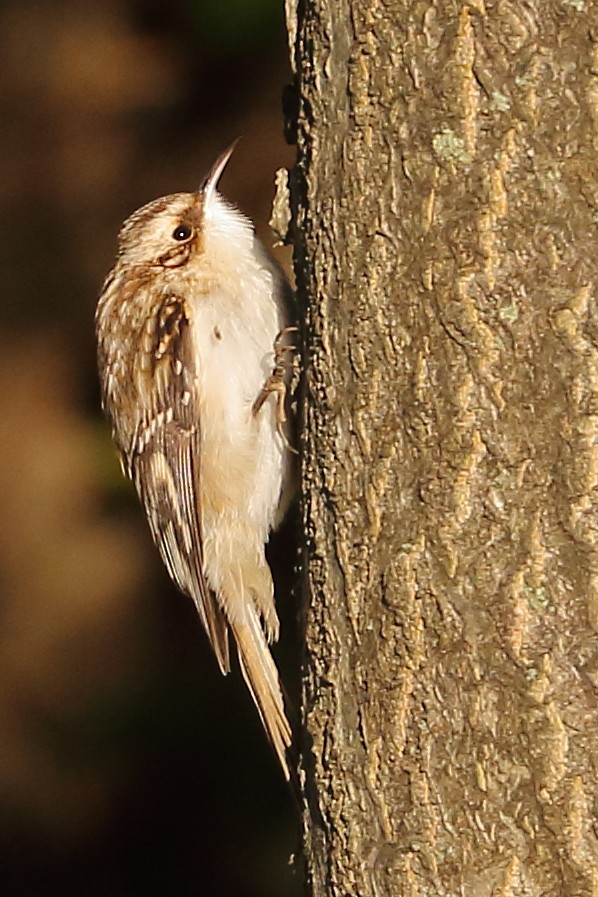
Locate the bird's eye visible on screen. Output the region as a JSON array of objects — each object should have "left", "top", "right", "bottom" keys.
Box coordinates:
[{"left": 172, "top": 224, "right": 193, "bottom": 241}]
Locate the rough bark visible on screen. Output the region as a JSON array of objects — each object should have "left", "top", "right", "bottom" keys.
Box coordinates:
[{"left": 283, "top": 1, "right": 598, "bottom": 895}]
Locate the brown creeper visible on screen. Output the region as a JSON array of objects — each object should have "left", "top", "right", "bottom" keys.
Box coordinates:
[{"left": 95, "top": 145, "right": 294, "bottom": 778}]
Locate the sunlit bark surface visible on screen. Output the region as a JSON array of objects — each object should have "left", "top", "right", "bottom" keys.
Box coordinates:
[{"left": 286, "top": 1, "right": 598, "bottom": 894}]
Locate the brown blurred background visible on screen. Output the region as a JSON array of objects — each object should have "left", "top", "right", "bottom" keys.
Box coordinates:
[{"left": 0, "top": 1, "right": 301, "bottom": 894}]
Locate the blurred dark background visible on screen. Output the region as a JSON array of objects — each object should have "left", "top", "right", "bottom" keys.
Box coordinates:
[{"left": 0, "top": 0, "right": 302, "bottom": 894}]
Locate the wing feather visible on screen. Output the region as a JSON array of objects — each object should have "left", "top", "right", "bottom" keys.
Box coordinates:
[{"left": 129, "top": 293, "right": 230, "bottom": 673}]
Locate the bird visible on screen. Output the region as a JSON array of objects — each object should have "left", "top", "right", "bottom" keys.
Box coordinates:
[{"left": 95, "top": 144, "right": 295, "bottom": 778}]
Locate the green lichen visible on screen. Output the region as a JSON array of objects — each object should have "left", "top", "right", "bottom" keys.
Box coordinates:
[
  {"left": 432, "top": 128, "right": 472, "bottom": 165},
  {"left": 498, "top": 301, "right": 519, "bottom": 324},
  {"left": 490, "top": 90, "right": 510, "bottom": 112},
  {"left": 526, "top": 586, "right": 549, "bottom": 610}
]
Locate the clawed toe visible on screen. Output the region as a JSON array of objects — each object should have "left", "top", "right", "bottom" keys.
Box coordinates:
[{"left": 252, "top": 326, "right": 299, "bottom": 454}]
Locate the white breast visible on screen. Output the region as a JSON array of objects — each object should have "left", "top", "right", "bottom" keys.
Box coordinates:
[{"left": 190, "top": 194, "right": 288, "bottom": 540}]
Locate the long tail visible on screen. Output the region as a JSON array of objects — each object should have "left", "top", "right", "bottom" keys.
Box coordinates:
[{"left": 231, "top": 606, "right": 292, "bottom": 780}]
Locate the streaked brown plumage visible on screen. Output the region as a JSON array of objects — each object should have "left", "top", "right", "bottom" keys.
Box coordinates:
[{"left": 95, "top": 146, "right": 294, "bottom": 777}]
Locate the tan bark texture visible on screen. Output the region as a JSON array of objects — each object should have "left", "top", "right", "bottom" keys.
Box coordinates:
[{"left": 284, "top": 1, "right": 598, "bottom": 895}]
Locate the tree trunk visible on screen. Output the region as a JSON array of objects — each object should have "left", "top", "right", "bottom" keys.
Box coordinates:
[{"left": 284, "top": 1, "right": 598, "bottom": 894}]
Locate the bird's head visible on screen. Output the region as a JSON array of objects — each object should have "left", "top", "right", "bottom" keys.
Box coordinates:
[{"left": 115, "top": 142, "right": 242, "bottom": 271}]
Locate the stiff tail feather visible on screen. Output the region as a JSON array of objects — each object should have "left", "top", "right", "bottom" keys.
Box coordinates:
[{"left": 232, "top": 607, "right": 292, "bottom": 780}]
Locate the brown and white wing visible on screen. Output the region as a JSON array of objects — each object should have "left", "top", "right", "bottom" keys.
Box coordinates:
[{"left": 129, "top": 293, "right": 230, "bottom": 673}]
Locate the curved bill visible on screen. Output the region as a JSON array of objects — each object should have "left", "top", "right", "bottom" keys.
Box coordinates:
[{"left": 200, "top": 139, "right": 240, "bottom": 206}]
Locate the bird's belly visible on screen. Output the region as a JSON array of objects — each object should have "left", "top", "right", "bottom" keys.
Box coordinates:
[{"left": 193, "top": 308, "right": 285, "bottom": 536}]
